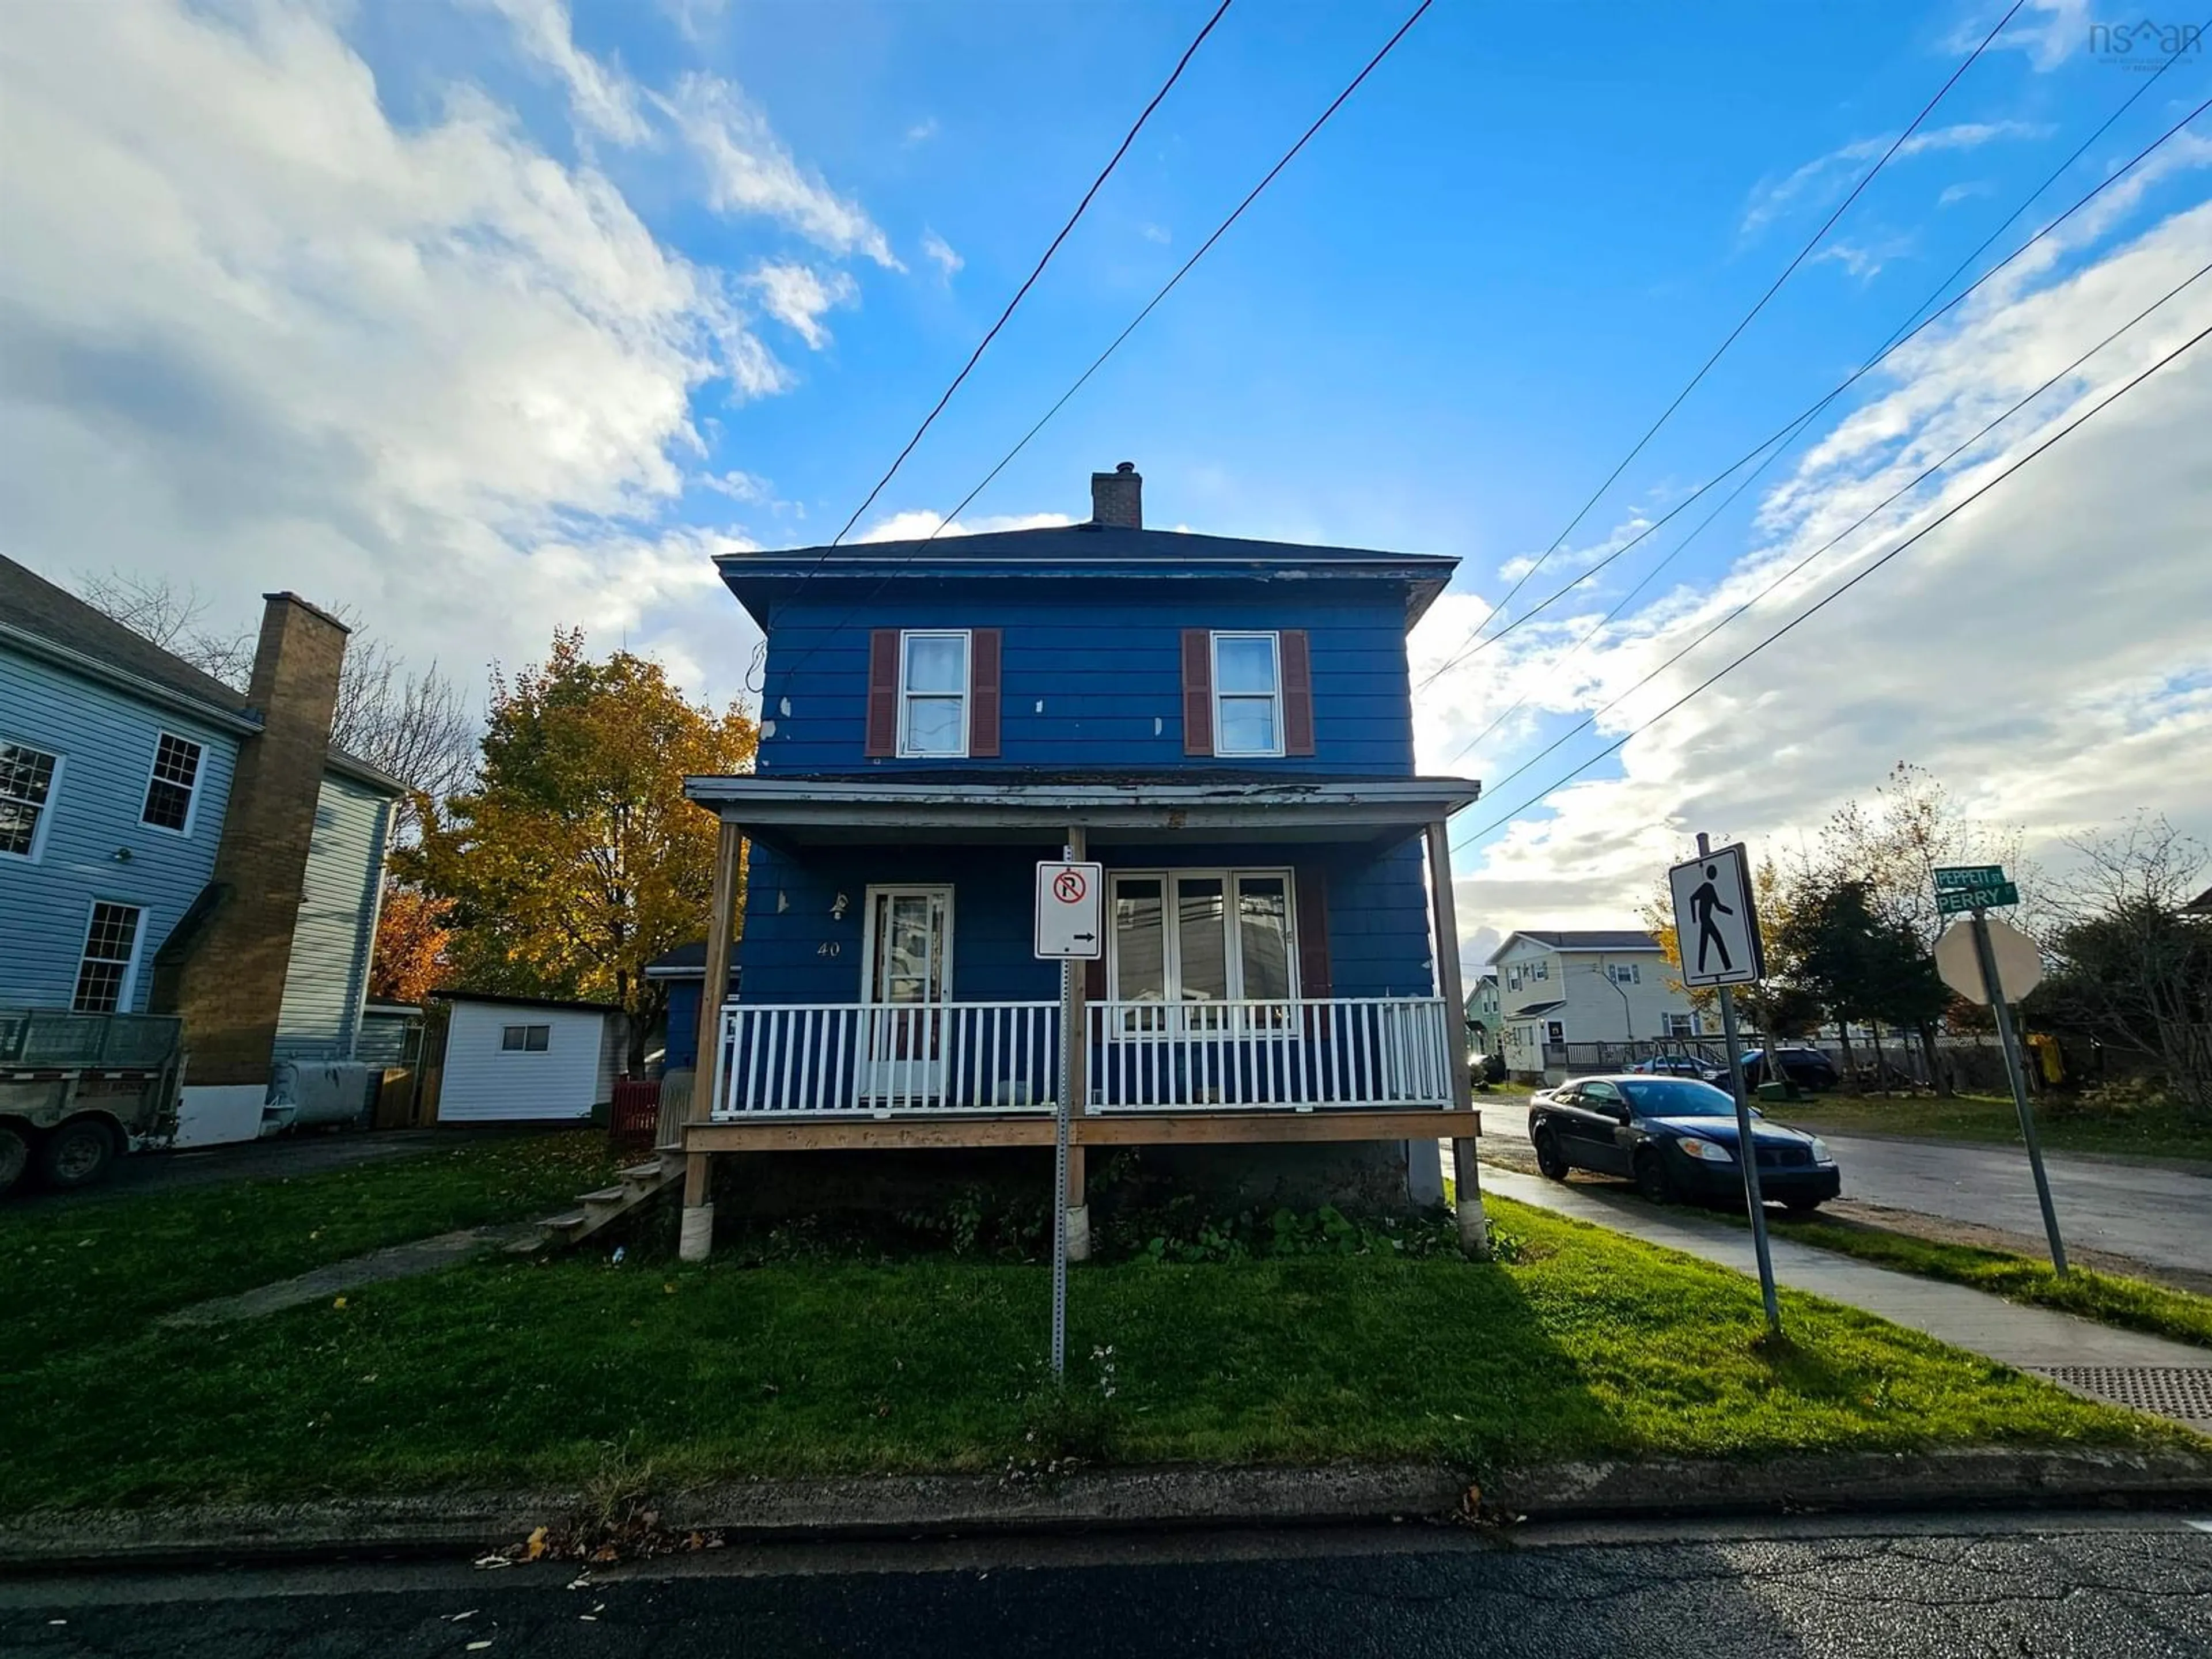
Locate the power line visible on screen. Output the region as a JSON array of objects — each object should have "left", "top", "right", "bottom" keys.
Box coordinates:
[
  {"left": 764, "top": 0, "right": 1435, "bottom": 697},
  {"left": 926, "top": 0, "right": 1437, "bottom": 535},
  {"left": 1422, "top": 79, "right": 2212, "bottom": 710},
  {"left": 827, "top": 0, "right": 1235, "bottom": 548},
  {"left": 1450, "top": 303, "right": 2210, "bottom": 857},
  {"left": 1441, "top": 82, "right": 2212, "bottom": 762},
  {"left": 1415, "top": 0, "right": 2027, "bottom": 685}
]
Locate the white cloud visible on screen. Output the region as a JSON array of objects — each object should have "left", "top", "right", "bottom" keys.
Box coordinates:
[
  {"left": 1743, "top": 120, "right": 2046, "bottom": 236},
  {"left": 471, "top": 0, "right": 649, "bottom": 144},
  {"left": 921, "top": 228, "right": 963, "bottom": 281},
  {"left": 855, "top": 510, "right": 1075, "bottom": 544},
  {"left": 904, "top": 117, "right": 940, "bottom": 146},
  {"left": 0, "top": 0, "right": 806, "bottom": 710},
  {"left": 1425, "top": 200, "right": 2212, "bottom": 955},
  {"left": 660, "top": 73, "right": 901, "bottom": 268},
  {"left": 1140, "top": 222, "right": 1172, "bottom": 245},
  {"left": 745, "top": 260, "right": 857, "bottom": 349}
]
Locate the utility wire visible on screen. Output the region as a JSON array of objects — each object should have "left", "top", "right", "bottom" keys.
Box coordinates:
[
  {"left": 1450, "top": 296, "right": 2211, "bottom": 856},
  {"left": 827, "top": 0, "right": 1234, "bottom": 548},
  {"left": 926, "top": 0, "right": 1437, "bottom": 535},
  {"left": 1442, "top": 81, "right": 2212, "bottom": 760},
  {"left": 1415, "top": 0, "right": 2026, "bottom": 684},
  {"left": 765, "top": 0, "right": 1435, "bottom": 696}
]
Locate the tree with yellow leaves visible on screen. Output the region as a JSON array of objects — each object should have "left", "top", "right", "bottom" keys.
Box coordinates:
[{"left": 402, "top": 630, "right": 757, "bottom": 1067}]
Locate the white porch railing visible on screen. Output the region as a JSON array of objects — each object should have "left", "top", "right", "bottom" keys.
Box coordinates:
[
  {"left": 711, "top": 996, "right": 1456, "bottom": 1119},
  {"left": 1085, "top": 998, "right": 1455, "bottom": 1111}
]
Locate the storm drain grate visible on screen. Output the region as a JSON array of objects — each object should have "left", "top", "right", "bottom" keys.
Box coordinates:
[{"left": 2032, "top": 1366, "right": 2212, "bottom": 1424}]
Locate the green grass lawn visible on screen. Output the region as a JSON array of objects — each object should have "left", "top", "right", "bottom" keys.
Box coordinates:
[
  {"left": 0, "top": 1196, "right": 2184, "bottom": 1515},
  {"left": 0, "top": 1131, "right": 623, "bottom": 1363},
  {"left": 1756, "top": 1213, "right": 2212, "bottom": 1351},
  {"left": 1775, "top": 1093, "right": 2212, "bottom": 1162}
]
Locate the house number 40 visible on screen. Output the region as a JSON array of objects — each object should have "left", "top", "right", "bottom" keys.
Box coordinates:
[{"left": 816, "top": 941, "right": 841, "bottom": 957}]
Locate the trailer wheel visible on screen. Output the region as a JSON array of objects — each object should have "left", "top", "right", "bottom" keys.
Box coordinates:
[
  {"left": 37, "top": 1118, "right": 116, "bottom": 1190},
  {"left": 0, "top": 1126, "right": 28, "bottom": 1196}
]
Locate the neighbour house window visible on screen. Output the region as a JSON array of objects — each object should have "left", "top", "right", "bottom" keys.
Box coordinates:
[
  {"left": 139, "top": 733, "right": 203, "bottom": 832},
  {"left": 1210, "top": 632, "right": 1283, "bottom": 757},
  {"left": 0, "top": 741, "right": 59, "bottom": 858},
  {"left": 72, "top": 902, "right": 144, "bottom": 1014},
  {"left": 1608, "top": 963, "right": 1641, "bottom": 984},
  {"left": 1665, "top": 1012, "right": 1695, "bottom": 1039},
  {"left": 499, "top": 1024, "right": 551, "bottom": 1052},
  {"left": 1108, "top": 870, "right": 1295, "bottom": 1024},
  {"left": 899, "top": 631, "right": 970, "bottom": 757},
  {"left": 1533, "top": 961, "right": 1548, "bottom": 979},
  {"left": 1547, "top": 1021, "right": 1565, "bottom": 1045}
]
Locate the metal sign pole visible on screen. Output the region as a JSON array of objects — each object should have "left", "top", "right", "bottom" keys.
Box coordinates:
[
  {"left": 1971, "top": 904, "right": 2068, "bottom": 1276},
  {"left": 1698, "top": 832, "right": 1781, "bottom": 1338},
  {"left": 1050, "top": 847, "right": 1075, "bottom": 1381}
]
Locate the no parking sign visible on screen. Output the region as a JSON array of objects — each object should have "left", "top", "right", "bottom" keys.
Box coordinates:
[{"left": 1034, "top": 860, "right": 1103, "bottom": 960}]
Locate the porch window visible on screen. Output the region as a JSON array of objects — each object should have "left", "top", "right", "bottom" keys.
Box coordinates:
[
  {"left": 898, "top": 631, "right": 969, "bottom": 757},
  {"left": 1108, "top": 870, "right": 1295, "bottom": 1018},
  {"left": 1210, "top": 633, "right": 1282, "bottom": 757}
]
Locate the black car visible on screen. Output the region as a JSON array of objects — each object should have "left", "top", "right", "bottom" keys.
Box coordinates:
[
  {"left": 1716, "top": 1047, "right": 1840, "bottom": 1092},
  {"left": 1528, "top": 1073, "right": 1841, "bottom": 1211}
]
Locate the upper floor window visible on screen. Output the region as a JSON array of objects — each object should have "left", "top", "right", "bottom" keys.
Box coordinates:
[
  {"left": 899, "top": 631, "right": 970, "bottom": 757},
  {"left": 1211, "top": 632, "right": 1282, "bottom": 757},
  {"left": 1607, "top": 963, "right": 1640, "bottom": 984},
  {"left": 1, "top": 741, "right": 59, "bottom": 859},
  {"left": 141, "top": 733, "right": 203, "bottom": 832},
  {"left": 866, "top": 628, "right": 1001, "bottom": 760},
  {"left": 1532, "top": 960, "right": 1549, "bottom": 980},
  {"left": 73, "top": 902, "right": 144, "bottom": 1014}
]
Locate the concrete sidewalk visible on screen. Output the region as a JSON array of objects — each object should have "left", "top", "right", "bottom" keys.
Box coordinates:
[{"left": 1464, "top": 1157, "right": 2212, "bottom": 1433}]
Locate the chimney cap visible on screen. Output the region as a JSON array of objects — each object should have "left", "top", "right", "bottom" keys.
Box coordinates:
[
  {"left": 260, "top": 591, "right": 353, "bottom": 634},
  {"left": 1115, "top": 460, "right": 1135, "bottom": 474}
]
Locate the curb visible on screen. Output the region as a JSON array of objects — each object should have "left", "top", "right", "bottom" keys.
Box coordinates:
[{"left": 4, "top": 1448, "right": 2209, "bottom": 1573}]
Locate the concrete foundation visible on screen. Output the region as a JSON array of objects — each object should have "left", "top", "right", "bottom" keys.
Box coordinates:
[{"left": 678, "top": 1202, "right": 715, "bottom": 1263}]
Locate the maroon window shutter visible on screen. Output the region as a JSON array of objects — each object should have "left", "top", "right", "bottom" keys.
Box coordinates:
[
  {"left": 969, "top": 628, "right": 1001, "bottom": 757},
  {"left": 1281, "top": 629, "right": 1315, "bottom": 756},
  {"left": 864, "top": 630, "right": 900, "bottom": 758},
  {"left": 1294, "top": 865, "right": 1331, "bottom": 999},
  {"left": 1181, "top": 628, "right": 1213, "bottom": 756}
]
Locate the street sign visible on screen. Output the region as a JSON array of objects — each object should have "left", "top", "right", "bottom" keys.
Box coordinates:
[
  {"left": 1935, "top": 917, "right": 2043, "bottom": 1004},
  {"left": 1668, "top": 842, "right": 1764, "bottom": 987},
  {"left": 1933, "top": 863, "right": 2009, "bottom": 893},
  {"left": 1936, "top": 880, "right": 2018, "bottom": 914},
  {"left": 1035, "top": 859, "right": 1104, "bottom": 960}
]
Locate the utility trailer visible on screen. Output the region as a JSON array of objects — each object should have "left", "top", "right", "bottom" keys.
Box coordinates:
[{"left": 0, "top": 1010, "right": 181, "bottom": 1195}]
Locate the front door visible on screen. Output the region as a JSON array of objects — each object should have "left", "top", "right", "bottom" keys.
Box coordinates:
[{"left": 861, "top": 887, "right": 950, "bottom": 1104}]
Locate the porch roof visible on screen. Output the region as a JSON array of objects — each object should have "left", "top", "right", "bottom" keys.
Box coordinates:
[{"left": 682, "top": 772, "right": 1480, "bottom": 846}]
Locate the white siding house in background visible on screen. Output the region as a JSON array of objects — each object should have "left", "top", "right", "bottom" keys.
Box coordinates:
[
  {"left": 1490, "top": 929, "right": 1703, "bottom": 1081},
  {"left": 433, "top": 992, "right": 627, "bottom": 1124},
  {"left": 272, "top": 768, "right": 395, "bottom": 1063}
]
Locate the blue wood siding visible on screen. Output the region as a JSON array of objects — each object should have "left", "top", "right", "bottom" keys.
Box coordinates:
[
  {"left": 735, "top": 835, "right": 1432, "bottom": 1006},
  {"left": 0, "top": 647, "right": 238, "bottom": 1011},
  {"left": 756, "top": 591, "right": 1414, "bottom": 777},
  {"left": 272, "top": 771, "right": 392, "bottom": 1062}
]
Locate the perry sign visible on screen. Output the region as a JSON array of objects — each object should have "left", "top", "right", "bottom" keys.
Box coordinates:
[
  {"left": 1035, "top": 860, "right": 1105, "bottom": 960},
  {"left": 1666, "top": 842, "right": 1764, "bottom": 988}
]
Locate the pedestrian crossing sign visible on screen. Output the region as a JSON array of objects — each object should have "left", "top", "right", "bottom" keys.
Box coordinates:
[{"left": 1668, "top": 843, "right": 1764, "bottom": 988}]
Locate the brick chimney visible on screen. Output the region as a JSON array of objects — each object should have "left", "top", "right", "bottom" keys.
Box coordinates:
[
  {"left": 162, "top": 594, "right": 350, "bottom": 1085},
  {"left": 1090, "top": 461, "right": 1142, "bottom": 529}
]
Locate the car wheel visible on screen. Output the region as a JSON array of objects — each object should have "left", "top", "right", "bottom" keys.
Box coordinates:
[
  {"left": 1633, "top": 1149, "right": 1675, "bottom": 1204},
  {"left": 1533, "top": 1128, "right": 1570, "bottom": 1181},
  {"left": 37, "top": 1118, "right": 116, "bottom": 1191},
  {"left": 0, "top": 1126, "right": 28, "bottom": 1196}
]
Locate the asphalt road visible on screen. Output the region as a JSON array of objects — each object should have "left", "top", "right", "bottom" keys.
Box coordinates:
[
  {"left": 1473, "top": 1096, "right": 2212, "bottom": 1277},
  {"left": 5, "top": 1515, "right": 2209, "bottom": 1658}
]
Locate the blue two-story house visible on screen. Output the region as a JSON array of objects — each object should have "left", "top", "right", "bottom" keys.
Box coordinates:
[
  {"left": 1, "top": 555, "right": 403, "bottom": 1164},
  {"left": 673, "top": 466, "right": 1484, "bottom": 1259}
]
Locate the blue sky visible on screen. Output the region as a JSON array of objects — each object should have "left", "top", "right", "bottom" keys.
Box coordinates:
[{"left": 3, "top": 0, "right": 2207, "bottom": 960}]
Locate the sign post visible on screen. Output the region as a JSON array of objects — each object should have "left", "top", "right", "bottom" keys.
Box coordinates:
[
  {"left": 1933, "top": 868, "right": 2066, "bottom": 1275},
  {"left": 1036, "top": 853, "right": 1104, "bottom": 1378},
  {"left": 1670, "top": 835, "right": 1781, "bottom": 1338}
]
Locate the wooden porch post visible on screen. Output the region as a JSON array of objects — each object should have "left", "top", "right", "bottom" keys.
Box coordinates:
[
  {"left": 680, "top": 816, "right": 743, "bottom": 1263},
  {"left": 1063, "top": 824, "right": 1090, "bottom": 1261},
  {"left": 1425, "top": 819, "right": 1489, "bottom": 1260}
]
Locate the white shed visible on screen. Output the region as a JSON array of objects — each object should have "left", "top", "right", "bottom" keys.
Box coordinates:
[{"left": 431, "top": 993, "right": 626, "bottom": 1124}]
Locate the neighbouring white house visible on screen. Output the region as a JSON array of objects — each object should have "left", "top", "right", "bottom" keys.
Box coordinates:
[
  {"left": 1490, "top": 929, "right": 1705, "bottom": 1081},
  {"left": 429, "top": 991, "right": 627, "bottom": 1124},
  {"left": 1464, "top": 969, "right": 1501, "bottom": 1057}
]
